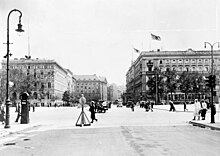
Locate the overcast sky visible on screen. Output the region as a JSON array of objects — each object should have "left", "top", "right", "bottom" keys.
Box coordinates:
[{"left": 0, "top": 0, "right": 219, "bottom": 85}]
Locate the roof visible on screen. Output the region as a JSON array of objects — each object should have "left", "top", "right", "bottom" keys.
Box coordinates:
[
  {"left": 73, "top": 74, "right": 100, "bottom": 81},
  {"left": 73, "top": 74, "right": 107, "bottom": 83}
]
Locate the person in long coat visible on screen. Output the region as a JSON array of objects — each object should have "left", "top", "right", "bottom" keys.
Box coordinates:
[
  {"left": 89, "top": 101, "right": 97, "bottom": 123},
  {"left": 192, "top": 99, "right": 201, "bottom": 120}
]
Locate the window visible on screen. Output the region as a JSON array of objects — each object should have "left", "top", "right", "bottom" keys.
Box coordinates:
[
  {"left": 160, "top": 60, "right": 163, "bottom": 64},
  {"left": 48, "top": 82, "right": 51, "bottom": 88}
]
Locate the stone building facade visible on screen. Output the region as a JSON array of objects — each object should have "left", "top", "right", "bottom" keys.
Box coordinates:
[
  {"left": 1, "top": 58, "right": 74, "bottom": 106},
  {"left": 73, "top": 74, "right": 108, "bottom": 102},
  {"left": 126, "top": 49, "right": 220, "bottom": 103}
]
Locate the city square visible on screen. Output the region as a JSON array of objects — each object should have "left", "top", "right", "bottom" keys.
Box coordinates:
[{"left": 1, "top": 0, "right": 220, "bottom": 155}]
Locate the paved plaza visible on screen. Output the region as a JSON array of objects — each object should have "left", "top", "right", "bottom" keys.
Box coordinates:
[{"left": 0, "top": 104, "right": 219, "bottom": 156}]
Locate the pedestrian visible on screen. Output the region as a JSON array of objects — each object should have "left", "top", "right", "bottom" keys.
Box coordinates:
[
  {"left": 0, "top": 101, "right": 5, "bottom": 125},
  {"left": 169, "top": 100, "right": 176, "bottom": 112},
  {"left": 200, "top": 99, "right": 207, "bottom": 120},
  {"left": 145, "top": 101, "right": 150, "bottom": 112},
  {"left": 89, "top": 101, "right": 98, "bottom": 123},
  {"left": 32, "top": 103, "right": 35, "bottom": 112},
  {"left": 150, "top": 101, "right": 154, "bottom": 112},
  {"left": 183, "top": 102, "right": 188, "bottom": 111},
  {"left": 205, "top": 99, "right": 210, "bottom": 109},
  {"left": 15, "top": 102, "right": 21, "bottom": 122},
  {"left": 130, "top": 101, "right": 135, "bottom": 112},
  {"left": 192, "top": 99, "right": 201, "bottom": 120}
]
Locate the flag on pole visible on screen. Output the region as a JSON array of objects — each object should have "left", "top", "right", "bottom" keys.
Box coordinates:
[
  {"left": 133, "top": 48, "right": 140, "bottom": 53},
  {"left": 151, "top": 33, "right": 161, "bottom": 41}
]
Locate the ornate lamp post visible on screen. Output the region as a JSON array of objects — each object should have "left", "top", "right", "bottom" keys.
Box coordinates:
[
  {"left": 204, "top": 41, "right": 220, "bottom": 123},
  {"left": 4, "top": 9, "right": 24, "bottom": 128}
]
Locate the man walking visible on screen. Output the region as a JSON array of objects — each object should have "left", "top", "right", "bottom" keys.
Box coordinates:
[
  {"left": 169, "top": 100, "right": 176, "bottom": 112},
  {"left": 89, "top": 101, "right": 98, "bottom": 123}
]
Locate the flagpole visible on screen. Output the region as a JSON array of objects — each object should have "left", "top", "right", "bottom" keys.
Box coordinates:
[
  {"left": 131, "top": 48, "right": 134, "bottom": 65},
  {"left": 149, "top": 32, "right": 152, "bottom": 51}
]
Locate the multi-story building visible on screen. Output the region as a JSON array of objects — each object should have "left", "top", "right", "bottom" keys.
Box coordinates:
[
  {"left": 1, "top": 58, "right": 74, "bottom": 106},
  {"left": 126, "top": 49, "right": 220, "bottom": 103},
  {"left": 107, "top": 84, "right": 125, "bottom": 102},
  {"left": 73, "top": 74, "right": 108, "bottom": 102}
]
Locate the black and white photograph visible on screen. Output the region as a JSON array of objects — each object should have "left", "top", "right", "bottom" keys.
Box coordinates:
[{"left": 0, "top": 0, "right": 220, "bottom": 155}]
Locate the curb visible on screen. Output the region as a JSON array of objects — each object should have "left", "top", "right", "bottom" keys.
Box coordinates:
[
  {"left": 154, "top": 108, "right": 193, "bottom": 113},
  {"left": 189, "top": 121, "right": 220, "bottom": 131},
  {"left": 0, "top": 124, "right": 41, "bottom": 138}
]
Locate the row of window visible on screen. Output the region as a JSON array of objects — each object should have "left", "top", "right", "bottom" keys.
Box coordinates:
[
  {"left": 77, "top": 82, "right": 99, "bottom": 86},
  {"left": 77, "top": 90, "right": 96, "bottom": 93},
  {"left": 9, "top": 64, "right": 54, "bottom": 70},
  {"left": 159, "top": 58, "right": 220, "bottom": 64},
  {"left": 33, "top": 82, "right": 52, "bottom": 89}
]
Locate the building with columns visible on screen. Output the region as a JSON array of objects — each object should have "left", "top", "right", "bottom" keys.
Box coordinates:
[{"left": 126, "top": 49, "right": 220, "bottom": 103}]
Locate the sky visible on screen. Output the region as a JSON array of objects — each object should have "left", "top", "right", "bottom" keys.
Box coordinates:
[{"left": 0, "top": 0, "right": 220, "bottom": 85}]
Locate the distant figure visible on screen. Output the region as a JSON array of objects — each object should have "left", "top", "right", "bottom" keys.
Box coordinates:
[
  {"left": 150, "top": 101, "right": 154, "bottom": 112},
  {"left": 192, "top": 99, "right": 201, "bottom": 120},
  {"left": 32, "top": 103, "right": 35, "bottom": 112},
  {"left": 89, "top": 101, "right": 98, "bottom": 123},
  {"left": 183, "top": 102, "right": 188, "bottom": 111},
  {"left": 144, "top": 101, "right": 150, "bottom": 112},
  {"left": 169, "top": 100, "right": 176, "bottom": 112},
  {"left": 15, "top": 102, "right": 21, "bottom": 122},
  {"left": 200, "top": 99, "right": 207, "bottom": 120},
  {"left": 108, "top": 101, "right": 112, "bottom": 108},
  {"left": 0, "top": 102, "right": 5, "bottom": 124},
  {"left": 131, "top": 101, "right": 135, "bottom": 112}
]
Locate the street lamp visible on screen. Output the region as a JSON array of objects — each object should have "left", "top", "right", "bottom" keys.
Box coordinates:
[
  {"left": 204, "top": 41, "right": 220, "bottom": 123},
  {"left": 4, "top": 9, "right": 24, "bottom": 128}
]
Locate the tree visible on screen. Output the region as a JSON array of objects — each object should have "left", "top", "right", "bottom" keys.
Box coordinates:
[
  {"left": 0, "top": 68, "right": 46, "bottom": 103},
  {"left": 179, "top": 72, "right": 210, "bottom": 102},
  {"left": 147, "top": 68, "right": 166, "bottom": 103},
  {"left": 62, "top": 90, "right": 71, "bottom": 106},
  {"left": 163, "top": 68, "right": 178, "bottom": 100}
]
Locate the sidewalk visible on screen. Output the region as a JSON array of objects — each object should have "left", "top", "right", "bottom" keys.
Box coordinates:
[
  {"left": 154, "top": 104, "right": 220, "bottom": 131},
  {"left": 0, "top": 108, "right": 40, "bottom": 139}
]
